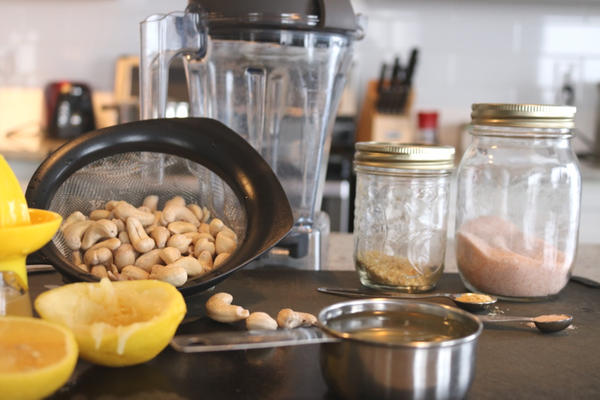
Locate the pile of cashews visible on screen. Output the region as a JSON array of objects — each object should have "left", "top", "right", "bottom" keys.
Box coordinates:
[
  {"left": 59, "top": 195, "right": 238, "bottom": 287},
  {"left": 206, "top": 292, "right": 317, "bottom": 331}
]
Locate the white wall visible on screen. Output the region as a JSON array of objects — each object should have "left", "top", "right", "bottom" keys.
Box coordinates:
[
  {"left": 351, "top": 0, "right": 600, "bottom": 153},
  {"left": 0, "top": 0, "right": 599, "bottom": 154}
]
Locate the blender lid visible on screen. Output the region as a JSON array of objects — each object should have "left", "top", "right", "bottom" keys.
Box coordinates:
[{"left": 187, "top": 0, "right": 359, "bottom": 33}]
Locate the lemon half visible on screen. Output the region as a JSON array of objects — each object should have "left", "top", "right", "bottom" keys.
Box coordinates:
[
  {"left": 0, "top": 316, "right": 78, "bottom": 400},
  {"left": 34, "top": 278, "right": 187, "bottom": 367}
]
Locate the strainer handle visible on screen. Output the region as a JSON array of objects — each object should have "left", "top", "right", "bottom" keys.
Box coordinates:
[{"left": 140, "top": 11, "right": 206, "bottom": 120}]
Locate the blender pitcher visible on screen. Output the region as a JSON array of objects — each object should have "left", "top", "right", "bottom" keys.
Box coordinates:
[{"left": 140, "top": 0, "right": 364, "bottom": 269}]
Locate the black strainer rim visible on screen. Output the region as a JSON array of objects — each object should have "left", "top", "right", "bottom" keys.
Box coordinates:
[{"left": 25, "top": 117, "right": 294, "bottom": 296}]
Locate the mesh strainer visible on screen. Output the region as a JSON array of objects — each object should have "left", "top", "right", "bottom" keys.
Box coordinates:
[{"left": 25, "top": 118, "right": 293, "bottom": 296}]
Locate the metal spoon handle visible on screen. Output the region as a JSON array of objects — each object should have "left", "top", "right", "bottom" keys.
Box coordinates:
[
  {"left": 478, "top": 315, "right": 534, "bottom": 323},
  {"left": 171, "top": 327, "right": 338, "bottom": 353},
  {"left": 317, "top": 287, "right": 447, "bottom": 300}
]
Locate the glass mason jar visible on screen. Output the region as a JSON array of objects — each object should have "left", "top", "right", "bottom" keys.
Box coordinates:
[
  {"left": 455, "top": 104, "right": 581, "bottom": 301},
  {"left": 353, "top": 142, "right": 455, "bottom": 292}
]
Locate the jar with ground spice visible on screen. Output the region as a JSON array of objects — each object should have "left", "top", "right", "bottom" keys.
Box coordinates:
[
  {"left": 353, "top": 142, "right": 455, "bottom": 292},
  {"left": 455, "top": 103, "right": 580, "bottom": 301}
]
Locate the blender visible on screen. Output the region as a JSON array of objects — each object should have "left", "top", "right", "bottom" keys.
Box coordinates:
[{"left": 140, "top": 0, "right": 364, "bottom": 269}]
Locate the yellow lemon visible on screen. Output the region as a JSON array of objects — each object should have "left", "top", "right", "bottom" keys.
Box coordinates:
[
  {"left": 34, "top": 278, "right": 187, "bottom": 367},
  {"left": 0, "top": 316, "right": 78, "bottom": 400}
]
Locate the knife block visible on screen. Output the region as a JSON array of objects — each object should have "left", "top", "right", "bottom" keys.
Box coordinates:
[{"left": 356, "top": 80, "right": 415, "bottom": 143}]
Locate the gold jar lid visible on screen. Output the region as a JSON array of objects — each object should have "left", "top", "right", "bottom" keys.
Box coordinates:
[
  {"left": 354, "top": 142, "right": 455, "bottom": 170},
  {"left": 471, "top": 103, "right": 576, "bottom": 129}
]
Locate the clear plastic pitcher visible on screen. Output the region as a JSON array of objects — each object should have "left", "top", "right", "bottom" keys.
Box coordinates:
[{"left": 140, "top": 0, "right": 364, "bottom": 269}]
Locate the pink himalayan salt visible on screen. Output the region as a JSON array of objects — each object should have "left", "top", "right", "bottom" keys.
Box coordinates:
[{"left": 456, "top": 215, "right": 571, "bottom": 298}]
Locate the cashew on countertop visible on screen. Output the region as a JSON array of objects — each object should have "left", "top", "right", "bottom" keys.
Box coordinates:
[
  {"left": 205, "top": 292, "right": 317, "bottom": 332},
  {"left": 59, "top": 195, "right": 237, "bottom": 287}
]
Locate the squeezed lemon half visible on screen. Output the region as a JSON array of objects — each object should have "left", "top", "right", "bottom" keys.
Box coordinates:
[
  {"left": 34, "top": 278, "right": 187, "bottom": 367},
  {"left": 0, "top": 316, "right": 78, "bottom": 400}
]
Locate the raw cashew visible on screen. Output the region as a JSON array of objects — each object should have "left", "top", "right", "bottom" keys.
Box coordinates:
[
  {"left": 135, "top": 249, "right": 164, "bottom": 272},
  {"left": 143, "top": 195, "right": 159, "bottom": 212},
  {"left": 206, "top": 293, "right": 250, "bottom": 323},
  {"left": 219, "top": 226, "right": 238, "bottom": 244},
  {"left": 187, "top": 204, "right": 204, "bottom": 222},
  {"left": 114, "top": 244, "right": 137, "bottom": 271},
  {"left": 81, "top": 219, "right": 118, "bottom": 251},
  {"left": 246, "top": 312, "right": 278, "bottom": 331},
  {"left": 183, "top": 231, "right": 203, "bottom": 244},
  {"left": 77, "top": 264, "right": 90, "bottom": 273},
  {"left": 127, "top": 217, "right": 156, "bottom": 253},
  {"left": 60, "top": 211, "right": 87, "bottom": 232},
  {"left": 90, "top": 209, "right": 111, "bottom": 221},
  {"left": 150, "top": 266, "right": 187, "bottom": 287},
  {"left": 169, "top": 256, "right": 206, "bottom": 277},
  {"left": 196, "top": 232, "right": 215, "bottom": 243},
  {"left": 138, "top": 206, "right": 153, "bottom": 214},
  {"left": 194, "top": 238, "right": 215, "bottom": 258},
  {"left": 104, "top": 200, "right": 120, "bottom": 211},
  {"left": 117, "top": 230, "right": 129, "bottom": 243},
  {"left": 168, "top": 221, "right": 197, "bottom": 235},
  {"left": 215, "top": 232, "right": 237, "bottom": 255},
  {"left": 112, "top": 218, "right": 125, "bottom": 232},
  {"left": 71, "top": 250, "right": 83, "bottom": 265},
  {"left": 159, "top": 247, "right": 182, "bottom": 265},
  {"left": 276, "top": 309, "right": 317, "bottom": 329},
  {"left": 86, "top": 238, "right": 121, "bottom": 253},
  {"left": 166, "top": 234, "right": 193, "bottom": 254},
  {"left": 161, "top": 205, "right": 200, "bottom": 227},
  {"left": 144, "top": 211, "right": 163, "bottom": 234},
  {"left": 214, "top": 253, "right": 230, "bottom": 267},
  {"left": 198, "top": 223, "right": 211, "bottom": 234},
  {"left": 121, "top": 265, "right": 150, "bottom": 280},
  {"left": 114, "top": 201, "right": 155, "bottom": 226},
  {"left": 196, "top": 250, "right": 214, "bottom": 271},
  {"left": 165, "top": 196, "right": 186, "bottom": 208},
  {"left": 201, "top": 207, "right": 211, "bottom": 223},
  {"left": 91, "top": 265, "right": 108, "bottom": 278},
  {"left": 150, "top": 226, "right": 170, "bottom": 249},
  {"left": 63, "top": 220, "right": 94, "bottom": 251},
  {"left": 209, "top": 218, "right": 225, "bottom": 237},
  {"left": 84, "top": 247, "right": 113, "bottom": 267}
]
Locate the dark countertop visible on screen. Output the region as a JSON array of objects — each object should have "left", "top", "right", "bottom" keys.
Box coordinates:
[{"left": 29, "top": 269, "right": 600, "bottom": 400}]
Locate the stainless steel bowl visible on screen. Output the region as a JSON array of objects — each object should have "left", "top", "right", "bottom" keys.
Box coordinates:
[{"left": 318, "top": 299, "right": 483, "bottom": 400}]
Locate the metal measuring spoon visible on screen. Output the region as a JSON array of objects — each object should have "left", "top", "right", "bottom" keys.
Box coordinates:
[
  {"left": 317, "top": 287, "right": 498, "bottom": 312},
  {"left": 478, "top": 314, "right": 573, "bottom": 333}
]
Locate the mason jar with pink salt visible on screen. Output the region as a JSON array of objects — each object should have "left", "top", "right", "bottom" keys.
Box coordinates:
[{"left": 455, "top": 104, "right": 581, "bottom": 301}]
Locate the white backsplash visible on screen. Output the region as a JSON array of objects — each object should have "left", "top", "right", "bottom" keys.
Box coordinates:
[{"left": 0, "top": 0, "right": 599, "bottom": 154}]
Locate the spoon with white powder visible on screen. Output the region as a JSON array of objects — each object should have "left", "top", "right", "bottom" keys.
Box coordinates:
[
  {"left": 317, "top": 287, "right": 498, "bottom": 312},
  {"left": 478, "top": 314, "right": 573, "bottom": 333}
]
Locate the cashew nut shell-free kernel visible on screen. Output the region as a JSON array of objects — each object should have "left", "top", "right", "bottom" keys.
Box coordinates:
[
  {"left": 187, "top": 204, "right": 204, "bottom": 222},
  {"left": 167, "top": 234, "right": 193, "bottom": 254},
  {"left": 150, "top": 225, "right": 170, "bottom": 249},
  {"left": 127, "top": 217, "right": 156, "bottom": 253},
  {"left": 135, "top": 249, "right": 164, "bottom": 272},
  {"left": 209, "top": 218, "right": 225, "bottom": 237},
  {"left": 215, "top": 232, "right": 237, "bottom": 255},
  {"left": 168, "top": 221, "right": 197, "bottom": 235},
  {"left": 165, "top": 196, "right": 186, "bottom": 208},
  {"left": 91, "top": 265, "right": 108, "bottom": 278},
  {"left": 194, "top": 238, "right": 216, "bottom": 258},
  {"left": 196, "top": 250, "right": 214, "bottom": 271},
  {"left": 84, "top": 247, "right": 113, "bottom": 267},
  {"left": 276, "top": 309, "right": 318, "bottom": 329},
  {"left": 86, "top": 238, "right": 121, "bottom": 253},
  {"left": 159, "top": 247, "right": 182, "bottom": 265},
  {"left": 143, "top": 195, "right": 159, "bottom": 212},
  {"left": 121, "top": 265, "right": 150, "bottom": 280},
  {"left": 114, "top": 201, "right": 156, "bottom": 226},
  {"left": 246, "top": 312, "right": 278, "bottom": 331},
  {"left": 161, "top": 205, "right": 200, "bottom": 227},
  {"left": 63, "top": 220, "right": 94, "bottom": 251},
  {"left": 61, "top": 211, "right": 87, "bottom": 232},
  {"left": 81, "top": 219, "right": 118, "bottom": 251},
  {"left": 206, "top": 293, "right": 250, "bottom": 323},
  {"left": 169, "top": 256, "right": 206, "bottom": 277},
  {"left": 214, "top": 253, "right": 230, "bottom": 267},
  {"left": 114, "top": 243, "right": 138, "bottom": 270},
  {"left": 150, "top": 266, "right": 187, "bottom": 287},
  {"left": 89, "top": 209, "right": 111, "bottom": 221}
]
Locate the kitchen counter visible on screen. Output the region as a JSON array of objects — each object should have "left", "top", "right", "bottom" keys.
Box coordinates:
[{"left": 29, "top": 268, "right": 599, "bottom": 400}]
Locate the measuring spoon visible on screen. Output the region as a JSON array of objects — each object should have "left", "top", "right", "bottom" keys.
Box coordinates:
[
  {"left": 478, "top": 314, "right": 573, "bottom": 333},
  {"left": 317, "top": 287, "right": 497, "bottom": 313}
]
